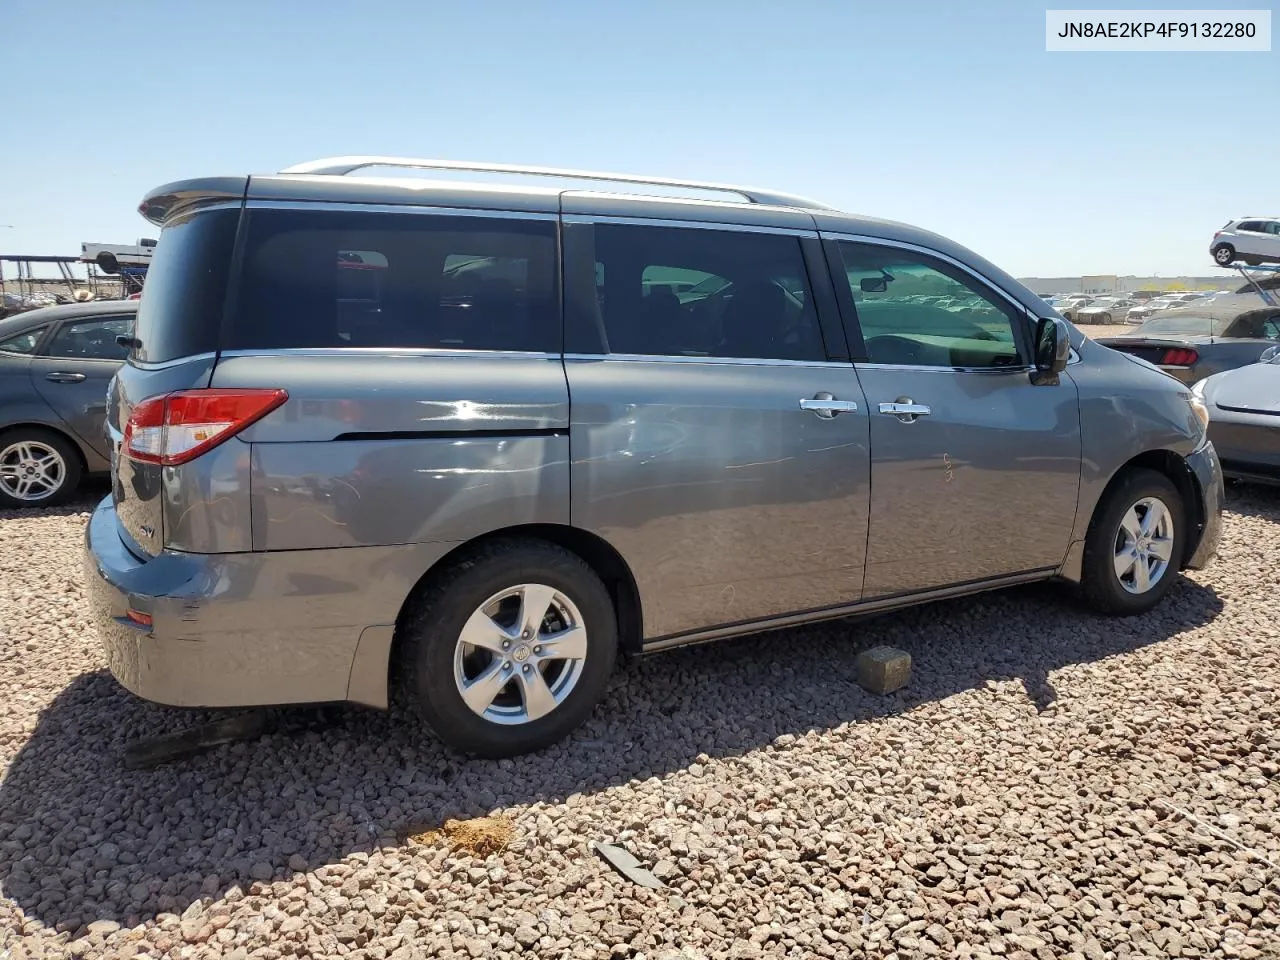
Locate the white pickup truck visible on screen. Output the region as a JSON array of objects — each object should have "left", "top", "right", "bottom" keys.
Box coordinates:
[{"left": 80, "top": 238, "right": 157, "bottom": 272}]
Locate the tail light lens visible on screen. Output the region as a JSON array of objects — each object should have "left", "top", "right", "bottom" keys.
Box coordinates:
[
  {"left": 1161, "top": 348, "right": 1199, "bottom": 366},
  {"left": 123, "top": 389, "right": 288, "bottom": 465}
]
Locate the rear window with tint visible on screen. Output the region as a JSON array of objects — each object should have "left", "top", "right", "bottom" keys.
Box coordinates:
[
  {"left": 133, "top": 207, "right": 239, "bottom": 363},
  {"left": 225, "top": 209, "right": 559, "bottom": 353}
]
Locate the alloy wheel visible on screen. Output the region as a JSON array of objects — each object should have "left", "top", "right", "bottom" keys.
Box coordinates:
[
  {"left": 1113, "top": 496, "right": 1175, "bottom": 595},
  {"left": 0, "top": 440, "right": 67, "bottom": 502},
  {"left": 452, "top": 583, "right": 588, "bottom": 725}
]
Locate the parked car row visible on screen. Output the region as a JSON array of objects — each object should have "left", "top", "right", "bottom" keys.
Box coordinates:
[{"left": 1046, "top": 291, "right": 1220, "bottom": 325}]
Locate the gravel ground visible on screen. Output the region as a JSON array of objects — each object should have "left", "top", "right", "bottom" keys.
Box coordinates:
[{"left": 1, "top": 482, "right": 1279, "bottom": 960}]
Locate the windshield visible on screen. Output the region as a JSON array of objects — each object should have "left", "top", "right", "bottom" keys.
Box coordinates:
[{"left": 1137, "top": 314, "right": 1227, "bottom": 337}]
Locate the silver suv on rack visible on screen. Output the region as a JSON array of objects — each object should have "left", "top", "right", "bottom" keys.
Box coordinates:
[{"left": 85, "top": 156, "right": 1223, "bottom": 757}]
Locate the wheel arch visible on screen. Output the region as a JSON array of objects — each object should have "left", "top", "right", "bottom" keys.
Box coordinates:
[
  {"left": 383, "top": 522, "right": 645, "bottom": 702},
  {"left": 1088, "top": 449, "right": 1204, "bottom": 568}
]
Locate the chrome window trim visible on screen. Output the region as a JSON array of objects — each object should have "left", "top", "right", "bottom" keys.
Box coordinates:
[
  {"left": 820, "top": 231, "right": 1046, "bottom": 370},
  {"left": 561, "top": 214, "right": 817, "bottom": 238},
  {"left": 181, "top": 200, "right": 242, "bottom": 215},
  {"left": 563, "top": 352, "right": 851, "bottom": 369},
  {"left": 820, "top": 230, "right": 1038, "bottom": 319},
  {"left": 129, "top": 351, "right": 218, "bottom": 371},
  {"left": 244, "top": 199, "right": 558, "bottom": 221},
  {"left": 854, "top": 361, "right": 1033, "bottom": 375},
  {"left": 217, "top": 347, "right": 561, "bottom": 361}
]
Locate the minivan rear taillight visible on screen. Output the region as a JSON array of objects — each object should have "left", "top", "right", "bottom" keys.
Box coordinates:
[{"left": 123, "top": 389, "right": 287, "bottom": 465}]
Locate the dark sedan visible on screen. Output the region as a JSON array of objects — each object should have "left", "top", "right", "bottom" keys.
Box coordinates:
[
  {"left": 0, "top": 300, "right": 137, "bottom": 508},
  {"left": 1093, "top": 308, "right": 1280, "bottom": 385},
  {"left": 1194, "top": 347, "right": 1280, "bottom": 485}
]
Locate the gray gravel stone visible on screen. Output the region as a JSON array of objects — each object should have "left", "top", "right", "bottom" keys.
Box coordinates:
[{"left": 1, "top": 486, "right": 1279, "bottom": 958}]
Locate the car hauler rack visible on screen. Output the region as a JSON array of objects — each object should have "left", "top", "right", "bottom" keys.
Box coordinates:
[{"left": 1233, "top": 263, "right": 1280, "bottom": 307}]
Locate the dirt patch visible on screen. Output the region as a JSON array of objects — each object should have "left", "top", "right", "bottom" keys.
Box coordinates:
[{"left": 406, "top": 815, "right": 515, "bottom": 857}]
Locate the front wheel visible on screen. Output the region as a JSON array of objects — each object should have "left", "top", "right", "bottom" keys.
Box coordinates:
[
  {"left": 1212, "top": 244, "right": 1236, "bottom": 266},
  {"left": 1080, "top": 469, "right": 1185, "bottom": 616},
  {"left": 399, "top": 540, "right": 618, "bottom": 757},
  {"left": 1098, "top": 313, "right": 1112, "bottom": 324}
]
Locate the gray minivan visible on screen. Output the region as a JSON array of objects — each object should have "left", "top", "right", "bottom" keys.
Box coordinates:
[{"left": 84, "top": 157, "right": 1223, "bottom": 757}]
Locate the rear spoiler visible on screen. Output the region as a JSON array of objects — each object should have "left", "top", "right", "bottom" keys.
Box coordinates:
[{"left": 138, "top": 177, "right": 249, "bottom": 226}]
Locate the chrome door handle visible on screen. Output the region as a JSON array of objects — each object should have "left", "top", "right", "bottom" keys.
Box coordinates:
[
  {"left": 800, "top": 393, "right": 858, "bottom": 419},
  {"left": 878, "top": 400, "right": 932, "bottom": 423},
  {"left": 45, "top": 371, "right": 87, "bottom": 383}
]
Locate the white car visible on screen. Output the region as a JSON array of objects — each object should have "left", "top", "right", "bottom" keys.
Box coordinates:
[
  {"left": 1075, "top": 298, "right": 1137, "bottom": 324},
  {"left": 1056, "top": 296, "right": 1096, "bottom": 321},
  {"left": 1125, "top": 294, "right": 1206, "bottom": 324},
  {"left": 1210, "top": 218, "right": 1280, "bottom": 267}
]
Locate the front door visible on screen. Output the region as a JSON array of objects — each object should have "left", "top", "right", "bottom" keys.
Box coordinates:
[
  {"left": 29, "top": 314, "right": 132, "bottom": 459},
  {"left": 826, "top": 237, "right": 1082, "bottom": 598},
  {"left": 563, "top": 217, "right": 871, "bottom": 640}
]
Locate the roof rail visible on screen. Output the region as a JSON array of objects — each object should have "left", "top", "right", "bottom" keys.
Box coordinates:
[{"left": 278, "top": 156, "right": 834, "bottom": 211}]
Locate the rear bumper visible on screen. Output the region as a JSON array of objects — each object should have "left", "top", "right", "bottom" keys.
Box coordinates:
[
  {"left": 84, "top": 496, "right": 451, "bottom": 709},
  {"left": 1184, "top": 440, "right": 1224, "bottom": 570}
]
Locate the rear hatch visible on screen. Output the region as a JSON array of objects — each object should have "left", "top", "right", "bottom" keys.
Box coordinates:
[{"left": 109, "top": 205, "right": 240, "bottom": 557}]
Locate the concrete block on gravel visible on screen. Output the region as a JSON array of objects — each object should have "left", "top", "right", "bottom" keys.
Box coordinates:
[{"left": 856, "top": 645, "right": 911, "bottom": 694}]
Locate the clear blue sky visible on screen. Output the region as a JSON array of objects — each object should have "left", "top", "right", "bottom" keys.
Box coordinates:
[{"left": 2, "top": 0, "right": 1274, "bottom": 278}]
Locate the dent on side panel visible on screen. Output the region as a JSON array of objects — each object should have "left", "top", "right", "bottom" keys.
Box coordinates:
[
  {"left": 1069, "top": 344, "right": 1201, "bottom": 543},
  {"left": 93, "top": 511, "right": 457, "bottom": 708},
  {"left": 251, "top": 435, "right": 571, "bottom": 551}
]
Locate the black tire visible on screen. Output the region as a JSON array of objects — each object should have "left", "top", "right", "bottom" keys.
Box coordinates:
[
  {"left": 1080, "top": 468, "right": 1185, "bottom": 616},
  {"left": 1243, "top": 256, "right": 1263, "bottom": 266},
  {"left": 1099, "top": 313, "right": 1112, "bottom": 324},
  {"left": 399, "top": 539, "right": 618, "bottom": 757},
  {"left": 1212, "top": 243, "right": 1236, "bottom": 266},
  {"left": 0, "top": 428, "right": 83, "bottom": 509}
]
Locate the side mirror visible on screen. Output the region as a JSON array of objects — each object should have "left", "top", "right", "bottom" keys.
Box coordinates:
[
  {"left": 1261, "top": 344, "right": 1280, "bottom": 363},
  {"left": 860, "top": 277, "right": 888, "bottom": 293},
  {"left": 1031, "top": 317, "right": 1070, "bottom": 385}
]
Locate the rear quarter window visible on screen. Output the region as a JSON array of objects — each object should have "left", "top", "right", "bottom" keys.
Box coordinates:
[
  {"left": 224, "top": 208, "right": 559, "bottom": 353},
  {"left": 134, "top": 207, "right": 240, "bottom": 363}
]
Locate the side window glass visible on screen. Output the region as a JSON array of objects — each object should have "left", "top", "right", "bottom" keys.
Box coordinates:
[
  {"left": 591, "top": 224, "right": 825, "bottom": 361},
  {"left": 229, "top": 210, "right": 559, "bottom": 353},
  {"left": 0, "top": 326, "right": 45, "bottom": 354},
  {"left": 1263, "top": 318, "right": 1280, "bottom": 339},
  {"left": 837, "top": 242, "right": 1023, "bottom": 369},
  {"left": 44, "top": 318, "right": 132, "bottom": 360}
]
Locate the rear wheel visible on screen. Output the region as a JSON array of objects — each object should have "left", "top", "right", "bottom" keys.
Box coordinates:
[
  {"left": 1212, "top": 244, "right": 1236, "bottom": 266},
  {"left": 1080, "top": 469, "right": 1184, "bottom": 616},
  {"left": 0, "top": 429, "right": 82, "bottom": 509},
  {"left": 399, "top": 539, "right": 618, "bottom": 757},
  {"left": 1098, "top": 313, "right": 1112, "bottom": 324},
  {"left": 1243, "top": 256, "right": 1263, "bottom": 266}
]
